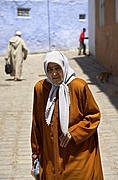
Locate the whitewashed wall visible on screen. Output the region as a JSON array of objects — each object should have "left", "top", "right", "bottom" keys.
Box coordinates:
[
  {"left": 88, "top": 0, "right": 95, "bottom": 56},
  {"left": 0, "top": 0, "right": 88, "bottom": 55}
]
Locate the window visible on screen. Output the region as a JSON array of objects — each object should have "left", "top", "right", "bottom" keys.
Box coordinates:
[
  {"left": 99, "top": 0, "right": 105, "bottom": 27},
  {"left": 17, "top": 8, "right": 30, "bottom": 17},
  {"left": 79, "top": 14, "right": 86, "bottom": 21},
  {"left": 116, "top": 0, "right": 118, "bottom": 23}
]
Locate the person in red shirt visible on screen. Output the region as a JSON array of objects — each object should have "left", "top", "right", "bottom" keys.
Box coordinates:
[{"left": 78, "top": 28, "right": 88, "bottom": 55}]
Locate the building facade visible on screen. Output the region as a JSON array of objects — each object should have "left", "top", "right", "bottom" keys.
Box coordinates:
[
  {"left": 89, "top": 0, "right": 118, "bottom": 78},
  {"left": 0, "top": 0, "right": 88, "bottom": 55}
]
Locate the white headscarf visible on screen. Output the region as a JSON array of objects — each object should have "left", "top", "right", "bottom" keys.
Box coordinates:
[{"left": 44, "top": 51, "right": 76, "bottom": 135}]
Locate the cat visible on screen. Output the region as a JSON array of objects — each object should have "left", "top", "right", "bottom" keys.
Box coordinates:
[{"left": 97, "top": 70, "right": 112, "bottom": 83}]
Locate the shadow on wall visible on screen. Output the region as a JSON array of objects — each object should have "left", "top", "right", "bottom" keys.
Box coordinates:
[{"left": 72, "top": 55, "right": 118, "bottom": 110}]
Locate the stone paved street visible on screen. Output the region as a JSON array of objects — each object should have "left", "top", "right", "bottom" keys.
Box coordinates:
[{"left": 0, "top": 50, "right": 118, "bottom": 180}]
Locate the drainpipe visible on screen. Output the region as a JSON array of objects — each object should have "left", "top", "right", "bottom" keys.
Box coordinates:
[{"left": 47, "top": 0, "right": 51, "bottom": 51}]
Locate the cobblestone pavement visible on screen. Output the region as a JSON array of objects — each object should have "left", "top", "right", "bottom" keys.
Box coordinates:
[{"left": 0, "top": 50, "right": 118, "bottom": 180}]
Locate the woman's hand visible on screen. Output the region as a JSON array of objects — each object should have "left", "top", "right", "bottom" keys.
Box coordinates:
[
  {"left": 31, "top": 165, "right": 35, "bottom": 177},
  {"left": 32, "top": 154, "right": 37, "bottom": 165},
  {"left": 59, "top": 132, "right": 72, "bottom": 147},
  {"left": 31, "top": 154, "right": 37, "bottom": 177}
]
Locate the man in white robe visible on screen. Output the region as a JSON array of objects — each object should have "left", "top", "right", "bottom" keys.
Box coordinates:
[{"left": 5, "top": 31, "right": 28, "bottom": 81}]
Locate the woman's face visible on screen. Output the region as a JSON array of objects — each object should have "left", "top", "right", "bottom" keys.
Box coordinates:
[{"left": 47, "top": 62, "right": 64, "bottom": 85}]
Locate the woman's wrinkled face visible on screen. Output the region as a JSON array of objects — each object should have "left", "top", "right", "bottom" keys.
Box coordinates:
[{"left": 47, "top": 62, "right": 64, "bottom": 85}]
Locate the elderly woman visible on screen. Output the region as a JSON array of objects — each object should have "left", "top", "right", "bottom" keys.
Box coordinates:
[{"left": 31, "top": 51, "right": 104, "bottom": 180}]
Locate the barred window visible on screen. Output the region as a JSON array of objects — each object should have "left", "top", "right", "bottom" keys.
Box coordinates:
[
  {"left": 17, "top": 8, "right": 30, "bottom": 17},
  {"left": 79, "top": 14, "right": 86, "bottom": 20},
  {"left": 116, "top": 0, "right": 118, "bottom": 23},
  {"left": 99, "top": 0, "right": 105, "bottom": 27}
]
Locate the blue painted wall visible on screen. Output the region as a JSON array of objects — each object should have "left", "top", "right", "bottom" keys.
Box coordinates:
[{"left": 0, "top": 0, "right": 88, "bottom": 55}]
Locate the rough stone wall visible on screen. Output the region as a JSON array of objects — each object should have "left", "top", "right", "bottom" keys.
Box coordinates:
[{"left": 0, "top": 0, "right": 88, "bottom": 55}]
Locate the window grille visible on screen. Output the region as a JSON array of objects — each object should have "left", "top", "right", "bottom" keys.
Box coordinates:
[
  {"left": 79, "top": 14, "right": 86, "bottom": 20},
  {"left": 17, "top": 8, "right": 30, "bottom": 17}
]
